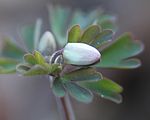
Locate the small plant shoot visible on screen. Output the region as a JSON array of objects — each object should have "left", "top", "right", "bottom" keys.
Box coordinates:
[{"left": 0, "top": 5, "right": 144, "bottom": 120}]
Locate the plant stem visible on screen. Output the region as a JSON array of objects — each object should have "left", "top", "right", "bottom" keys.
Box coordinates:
[{"left": 55, "top": 95, "right": 75, "bottom": 120}]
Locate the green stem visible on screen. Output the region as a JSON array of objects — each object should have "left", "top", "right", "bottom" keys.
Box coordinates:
[{"left": 55, "top": 95, "right": 75, "bottom": 120}]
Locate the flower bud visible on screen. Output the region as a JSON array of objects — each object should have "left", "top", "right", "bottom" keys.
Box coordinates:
[
  {"left": 63, "top": 43, "right": 101, "bottom": 65},
  {"left": 38, "top": 31, "right": 56, "bottom": 55}
]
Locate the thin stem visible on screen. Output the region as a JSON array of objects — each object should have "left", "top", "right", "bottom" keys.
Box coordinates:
[
  {"left": 55, "top": 96, "right": 67, "bottom": 120},
  {"left": 55, "top": 95, "right": 75, "bottom": 120},
  {"left": 63, "top": 95, "right": 75, "bottom": 120}
]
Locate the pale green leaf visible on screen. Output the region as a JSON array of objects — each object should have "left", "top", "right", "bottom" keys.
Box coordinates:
[
  {"left": 21, "top": 24, "right": 35, "bottom": 51},
  {"left": 48, "top": 5, "right": 70, "bottom": 47},
  {"left": 99, "top": 91, "right": 122, "bottom": 104},
  {"left": 0, "top": 57, "right": 19, "bottom": 74},
  {"left": 80, "top": 25, "right": 101, "bottom": 44},
  {"left": 1, "top": 38, "right": 25, "bottom": 59},
  {"left": 33, "top": 51, "right": 45, "bottom": 65},
  {"left": 52, "top": 78, "right": 66, "bottom": 97},
  {"left": 90, "top": 30, "right": 113, "bottom": 49},
  {"left": 95, "top": 33, "right": 144, "bottom": 69},
  {"left": 23, "top": 65, "right": 48, "bottom": 76},
  {"left": 79, "top": 78, "right": 123, "bottom": 103},
  {"left": 64, "top": 82, "right": 93, "bottom": 103},
  {"left": 68, "top": 25, "right": 81, "bottom": 43},
  {"left": 24, "top": 53, "right": 37, "bottom": 65},
  {"left": 79, "top": 78, "right": 123, "bottom": 94},
  {"left": 0, "top": 67, "right": 16, "bottom": 74},
  {"left": 0, "top": 57, "right": 18, "bottom": 67},
  {"left": 21, "top": 19, "right": 42, "bottom": 51},
  {"left": 43, "top": 63, "right": 62, "bottom": 75},
  {"left": 62, "top": 67, "right": 102, "bottom": 82},
  {"left": 97, "top": 15, "right": 117, "bottom": 32},
  {"left": 16, "top": 63, "right": 31, "bottom": 74}
]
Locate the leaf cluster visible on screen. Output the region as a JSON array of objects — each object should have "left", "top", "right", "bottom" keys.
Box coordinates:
[
  {"left": 0, "top": 5, "right": 144, "bottom": 104},
  {"left": 16, "top": 51, "right": 62, "bottom": 76}
]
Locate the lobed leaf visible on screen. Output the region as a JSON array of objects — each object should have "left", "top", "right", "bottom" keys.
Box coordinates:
[
  {"left": 21, "top": 19, "right": 42, "bottom": 51},
  {"left": 0, "top": 67, "right": 16, "bottom": 74},
  {"left": 21, "top": 24, "right": 35, "bottom": 51},
  {"left": 16, "top": 63, "right": 31, "bottom": 74},
  {"left": 99, "top": 91, "right": 122, "bottom": 104},
  {"left": 79, "top": 78, "right": 123, "bottom": 103},
  {"left": 33, "top": 51, "right": 45, "bottom": 65},
  {"left": 80, "top": 78, "right": 123, "bottom": 93},
  {"left": 68, "top": 25, "right": 81, "bottom": 43},
  {"left": 64, "top": 82, "right": 93, "bottom": 103},
  {"left": 0, "top": 57, "right": 19, "bottom": 74},
  {"left": 23, "top": 65, "right": 48, "bottom": 76},
  {"left": 48, "top": 5, "right": 70, "bottom": 47},
  {"left": 69, "top": 9, "right": 100, "bottom": 29},
  {"left": 52, "top": 78, "right": 66, "bottom": 97},
  {"left": 1, "top": 38, "right": 25, "bottom": 59},
  {"left": 43, "top": 63, "right": 62, "bottom": 75},
  {"left": 0, "top": 57, "right": 19, "bottom": 67},
  {"left": 80, "top": 25, "right": 101, "bottom": 44},
  {"left": 96, "top": 15, "right": 117, "bottom": 32},
  {"left": 95, "top": 33, "right": 144, "bottom": 69},
  {"left": 90, "top": 30, "right": 113, "bottom": 49},
  {"left": 24, "top": 53, "right": 37, "bottom": 65},
  {"left": 62, "top": 67, "right": 102, "bottom": 82}
]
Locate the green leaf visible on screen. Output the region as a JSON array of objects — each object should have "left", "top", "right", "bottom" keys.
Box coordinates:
[
  {"left": 90, "top": 30, "right": 113, "bottom": 49},
  {"left": 33, "top": 51, "right": 45, "bottom": 65},
  {"left": 1, "top": 38, "right": 25, "bottom": 59},
  {"left": 68, "top": 25, "right": 81, "bottom": 43},
  {"left": 100, "top": 91, "right": 122, "bottom": 104},
  {"left": 115, "top": 58, "right": 141, "bottom": 69},
  {"left": 21, "top": 19, "right": 42, "bottom": 51},
  {"left": 0, "top": 57, "right": 18, "bottom": 67},
  {"left": 79, "top": 78, "right": 123, "bottom": 103},
  {"left": 34, "top": 18, "right": 42, "bottom": 50},
  {"left": 21, "top": 24, "right": 35, "bottom": 51},
  {"left": 95, "top": 33, "right": 144, "bottom": 69},
  {"left": 24, "top": 53, "right": 37, "bottom": 65},
  {"left": 44, "top": 63, "right": 62, "bottom": 75},
  {"left": 69, "top": 9, "right": 100, "bottom": 29},
  {"left": 16, "top": 63, "right": 31, "bottom": 74},
  {"left": 48, "top": 5, "right": 70, "bottom": 47},
  {"left": 80, "top": 25, "right": 101, "bottom": 44},
  {"left": 0, "top": 57, "right": 19, "bottom": 74},
  {"left": 52, "top": 78, "right": 66, "bottom": 97},
  {"left": 97, "top": 15, "right": 117, "bottom": 32},
  {"left": 62, "top": 68, "right": 102, "bottom": 82},
  {"left": 80, "top": 78, "right": 123, "bottom": 93},
  {"left": 64, "top": 82, "right": 93, "bottom": 103},
  {"left": 0, "top": 67, "right": 16, "bottom": 74},
  {"left": 23, "top": 65, "right": 48, "bottom": 76}
]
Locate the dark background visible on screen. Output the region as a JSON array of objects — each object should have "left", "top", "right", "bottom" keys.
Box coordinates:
[{"left": 0, "top": 0, "right": 149, "bottom": 120}]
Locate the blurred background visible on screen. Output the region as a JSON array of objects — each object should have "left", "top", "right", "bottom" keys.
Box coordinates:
[{"left": 0, "top": 0, "right": 149, "bottom": 120}]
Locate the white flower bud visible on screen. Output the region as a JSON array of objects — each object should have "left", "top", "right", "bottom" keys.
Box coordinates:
[
  {"left": 38, "top": 31, "right": 56, "bottom": 55},
  {"left": 63, "top": 43, "right": 101, "bottom": 65}
]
